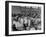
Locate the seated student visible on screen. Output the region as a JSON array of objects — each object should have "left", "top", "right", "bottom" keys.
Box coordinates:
[
  {"left": 35, "top": 19, "right": 41, "bottom": 30},
  {"left": 13, "top": 19, "right": 24, "bottom": 31},
  {"left": 32, "top": 18, "right": 41, "bottom": 30},
  {"left": 23, "top": 17, "right": 28, "bottom": 30},
  {"left": 28, "top": 18, "right": 36, "bottom": 30},
  {"left": 27, "top": 18, "right": 31, "bottom": 30},
  {"left": 12, "top": 18, "right": 18, "bottom": 31}
]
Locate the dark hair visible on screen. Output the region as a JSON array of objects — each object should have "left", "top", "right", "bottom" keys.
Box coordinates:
[{"left": 12, "top": 14, "right": 17, "bottom": 17}]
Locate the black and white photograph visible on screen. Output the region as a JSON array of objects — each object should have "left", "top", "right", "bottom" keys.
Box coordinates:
[
  {"left": 12, "top": 6, "right": 41, "bottom": 31},
  {"left": 5, "top": 1, "right": 45, "bottom": 36}
]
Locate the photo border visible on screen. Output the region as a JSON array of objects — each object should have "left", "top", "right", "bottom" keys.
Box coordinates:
[{"left": 5, "top": 1, "right": 45, "bottom": 36}]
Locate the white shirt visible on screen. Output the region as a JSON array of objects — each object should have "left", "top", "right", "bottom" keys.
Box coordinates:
[
  {"left": 20, "top": 18, "right": 24, "bottom": 24},
  {"left": 13, "top": 21, "right": 23, "bottom": 28},
  {"left": 23, "top": 17, "right": 28, "bottom": 24}
]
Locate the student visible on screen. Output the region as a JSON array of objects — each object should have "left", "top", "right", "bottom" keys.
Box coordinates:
[
  {"left": 27, "top": 18, "right": 31, "bottom": 30},
  {"left": 29, "top": 18, "right": 36, "bottom": 30},
  {"left": 23, "top": 17, "right": 28, "bottom": 30}
]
